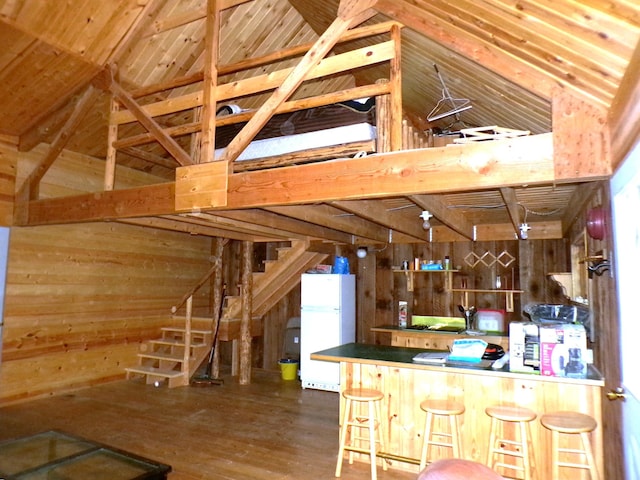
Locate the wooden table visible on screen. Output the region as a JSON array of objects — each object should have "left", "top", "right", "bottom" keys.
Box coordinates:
[
  {"left": 0, "top": 430, "right": 171, "bottom": 479},
  {"left": 312, "top": 342, "right": 603, "bottom": 479}
]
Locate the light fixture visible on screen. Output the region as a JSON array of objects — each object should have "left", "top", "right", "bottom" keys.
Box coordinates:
[
  {"left": 356, "top": 247, "right": 368, "bottom": 258},
  {"left": 420, "top": 211, "right": 433, "bottom": 230},
  {"left": 519, "top": 223, "right": 531, "bottom": 240}
]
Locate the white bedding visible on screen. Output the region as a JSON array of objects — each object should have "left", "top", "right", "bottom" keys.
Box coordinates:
[{"left": 214, "top": 122, "right": 376, "bottom": 162}]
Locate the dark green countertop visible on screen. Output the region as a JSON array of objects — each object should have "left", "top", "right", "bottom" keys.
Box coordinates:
[{"left": 311, "top": 342, "right": 604, "bottom": 386}]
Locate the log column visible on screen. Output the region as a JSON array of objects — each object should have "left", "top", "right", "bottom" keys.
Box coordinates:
[
  {"left": 239, "top": 240, "right": 253, "bottom": 385},
  {"left": 211, "top": 237, "right": 226, "bottom": 378}
]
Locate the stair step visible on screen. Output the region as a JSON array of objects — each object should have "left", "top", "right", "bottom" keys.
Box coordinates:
[
  {"left": 137, "top": 351, "right": 191, "bottom": 362},
  {"left": 150, "top": 338, "right": 207, "bottom": 347},
  {"left": 125, "top": 366, "right": 184, "bottom": 378},
  {"left": 161, "top": 327, "right": 211, "bottom": 335}
]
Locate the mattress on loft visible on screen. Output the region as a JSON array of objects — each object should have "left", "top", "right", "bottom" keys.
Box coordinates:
[{"left": 214, "top": 122, "right": 377, "bottom": 162}]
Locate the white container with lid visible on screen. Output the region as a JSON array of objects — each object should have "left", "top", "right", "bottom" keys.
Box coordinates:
[{"left": 476, "top": 309, "right": 506, "bottom": 333}]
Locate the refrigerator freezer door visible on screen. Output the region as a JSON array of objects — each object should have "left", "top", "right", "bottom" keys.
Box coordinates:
[
  {"left": 301, "top": 274, "right": 351, "bottom": 309},
  {"left": 300, "top": 309, "right": 342, "bottom": 391}
]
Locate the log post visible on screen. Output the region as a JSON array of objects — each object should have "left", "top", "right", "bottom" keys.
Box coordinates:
[
  {"left": 211, "top": 237, "right": 226, "bottom": 378},
  {"left": 239, "top": 240, "right": 253, "bottom": 384}
]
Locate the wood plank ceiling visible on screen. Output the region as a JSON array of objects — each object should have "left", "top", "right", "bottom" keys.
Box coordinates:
[{"left": 1, "top": 0, "right": 639, "bottom": 244}]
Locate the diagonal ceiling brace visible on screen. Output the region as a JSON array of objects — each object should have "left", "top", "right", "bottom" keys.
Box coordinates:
[
  {"left": 218, "top": 0, "right": 377, "bottom": 164},
  {"left": 15, "top": 82, "right": 102, "bottom": 226},
  {"left": 95, "top": 66, "right": 193, "bottom": 167}
]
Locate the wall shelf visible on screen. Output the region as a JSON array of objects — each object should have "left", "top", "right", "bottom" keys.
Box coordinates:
[
  {"left": 451, "top": 288, "right": 523, "bottom": 312},
  {"left": 392, "top": 269, "right": 458, "bottom": 292}
]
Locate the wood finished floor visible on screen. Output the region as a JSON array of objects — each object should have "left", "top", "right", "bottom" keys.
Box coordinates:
[{"left": 0, "top": 370, "right": 418, "bottom": 480}]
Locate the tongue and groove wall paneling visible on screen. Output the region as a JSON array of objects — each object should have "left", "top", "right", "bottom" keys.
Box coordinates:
[
  {"left": 0, "top": 141, "right": 16, "bottom": 225},
  {"left": 1, "top": 221, "right": 213, "bottom": 405},
  {"left": 0, "top": 144, "right": 214, "bottom": 405}
]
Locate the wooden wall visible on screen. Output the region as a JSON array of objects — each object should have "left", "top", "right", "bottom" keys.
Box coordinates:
[
  {"left": 0, "top": 143, "right": 215, "bottom": 405},
  {"left": 352, "top": 239, "right": 568, "bottom": 346},
  {"left": 0, "top": 142, "right": 16, "bottom": 225},
  {"left": 565, "top": 181, "right": 621, "bottom": 480}
]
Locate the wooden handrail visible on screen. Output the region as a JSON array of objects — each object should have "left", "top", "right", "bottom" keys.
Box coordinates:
[
  {"left": 129, "top": 21, "right": 403, "bottom": 99},
  {"left": 171, "top": 239, "right": 229, "bottom": 314}
]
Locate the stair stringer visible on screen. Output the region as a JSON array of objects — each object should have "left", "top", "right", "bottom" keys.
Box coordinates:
[{"left": 218, "top": 240, "right": 329, "bottom": 340}]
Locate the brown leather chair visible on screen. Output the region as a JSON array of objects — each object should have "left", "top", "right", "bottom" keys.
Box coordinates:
[{"left": 417, "top": 459, "right": 505, "bottom": 480}]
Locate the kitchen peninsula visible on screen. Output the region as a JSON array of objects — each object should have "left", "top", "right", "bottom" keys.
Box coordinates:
[{"left": 312, "top": 343, "right": 603, "bottom": 479}]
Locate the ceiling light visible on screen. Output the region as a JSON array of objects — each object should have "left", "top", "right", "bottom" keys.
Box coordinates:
[
  {"left": 356, "top": 247, "right": 368, "bottom": 258},
  {"left": 519, "top": 223, "right": 531, "bottom": 240},
  {"left": 419, "top": 211, "right": 433, "bottom": 230}
]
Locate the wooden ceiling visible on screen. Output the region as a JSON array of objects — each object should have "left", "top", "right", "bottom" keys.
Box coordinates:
[{"left": 1, "top": 0, "right": 639, "bottom": 245}]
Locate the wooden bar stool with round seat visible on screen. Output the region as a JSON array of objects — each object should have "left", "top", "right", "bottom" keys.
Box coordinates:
[
  {"left": 419, "top": 399, "right": 465, "bottom": 471},
  {"left": 335, "top": 387, "right": 387, "bottom": 480},
  {"left": 485, "top": 405, "right": 536, "bottom": 480},
  {"left": 540, "top": 411, "right": 599, "bottom": 480}
]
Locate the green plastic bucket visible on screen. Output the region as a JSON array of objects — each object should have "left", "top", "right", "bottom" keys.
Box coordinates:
[{"left": 278, "top": 358, "right": 298, "bottom": 381}]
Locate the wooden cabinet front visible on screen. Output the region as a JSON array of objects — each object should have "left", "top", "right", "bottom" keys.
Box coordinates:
[{"left": 339, "top": 359, "right": 602, "bottom": 479}]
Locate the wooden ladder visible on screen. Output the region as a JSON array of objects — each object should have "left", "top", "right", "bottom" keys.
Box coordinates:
[{"left": 125, "top": 317, "right": 212, "bottom": 388}]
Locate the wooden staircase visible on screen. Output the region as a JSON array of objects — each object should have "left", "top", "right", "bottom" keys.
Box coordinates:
[
  {"left": 216, "top": 240, "right": 328, "bottom": 341},
  {"left": 126, "top": 240, "right": 329, "bottom": 387},
  {"left": 125, "top": 319, "right": 212, "bottom": 388}
]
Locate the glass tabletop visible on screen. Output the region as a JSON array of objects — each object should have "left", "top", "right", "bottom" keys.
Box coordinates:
[{"left": 0, "top": 431, "right": 171, "bottom": 480}]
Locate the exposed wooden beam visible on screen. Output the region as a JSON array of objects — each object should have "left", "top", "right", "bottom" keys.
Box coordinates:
[
  {"left": 338, "top": 0, "right": 378, "bottom": 20},
  {"left": 218, "top": 3, "right": 376, "bottom": 163},
  {"left": 375, "top": 0, "right": 557, "bottom": 102},
  {"left": 17, "top": 183, "right": 176, "bottom": 226},
  {"left": 200, "top": 0, "right": 222, "bottom": 167},
  {"left": 17, "top": 0, "right": 163, "bottom": 153},
  {"left": 145, "top": 0, "right": 255, "bottom": 37},
  {"left": 181, "top": 212, "right": 305, "bottom": 241},
  {"left": 560, "top": 181, "right": 602, "bottom": 237},
  {"left": 114, "top": 42, "right": 394, "bottom": 125},
  {"left": 120, "top": 147, "right": 179, "bottom": 169},
  {"left": 130, "top": 21, "right": 402, "bottom": 99},
  {"left": 224, "top": 134, "right": 558, "bottom": 209},
  {"left": 15, "top": 83, "right": 102, "bottom": 210},
  {"left": 265, "top": 204, "right": 394, "bottom": 244},
  {"left": 331, "top": 199, "right": 429, "bottom": 242},
  {"left": 552, "top": 88, "right": 611, "bottom": 181},
  {"left": 115, "top": 84, "right": 389, "bottom": 151},
  {"left": 18, "top": 134, "right": 601, "bottom": 229},
  {"left": 96, "top": 68, "right": 193, "bottom": 167},
  {"left": 431, "top": 221, "right": 563, "bottom": 242},
  {"left": 608, "top": 37, "right": 640, "bottom": 171},
  {"left": 499, "top": 187, "right": 523, "bottom": 239},
  {"left": 116, "top": 216, "right": 265, "bottom": 241},
  {"left": 409, "top": 194, "right": 475, "bottom": 241},
  {"left": 213, "top": 209, "right": 356, "bottom": 244}
]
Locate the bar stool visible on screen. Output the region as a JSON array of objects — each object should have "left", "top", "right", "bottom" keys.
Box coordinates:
[
  {"left": 335, "top": 387, "right": 387, "bottom": 480},
  {"left": 485, "top": 405, "right": 536, "bottom": 480},
  {"left": 419, "top": 399, "right": 465, "bottom": 471},
  {"left": 540, "top": 411, "right": 599, "bottom": 480}
]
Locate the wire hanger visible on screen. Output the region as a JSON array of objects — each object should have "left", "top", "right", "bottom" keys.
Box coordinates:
[{"left": 427, "top": 64, "right": 472, "bottom": 122}]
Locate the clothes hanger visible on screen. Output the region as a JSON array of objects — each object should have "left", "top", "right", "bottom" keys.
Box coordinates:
[{"left": 427, "top": 64, "right": 472, "bottom": 122}]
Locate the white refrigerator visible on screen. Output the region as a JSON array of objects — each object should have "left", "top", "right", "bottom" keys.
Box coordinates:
[{"left": 300, "top": 273, "right": 355, "bottom": 392}]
